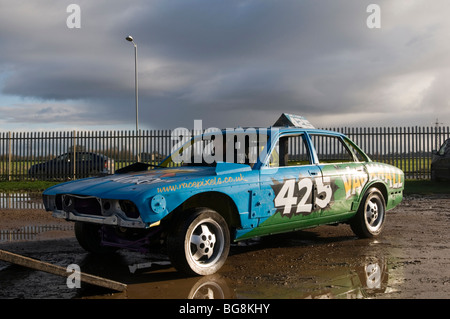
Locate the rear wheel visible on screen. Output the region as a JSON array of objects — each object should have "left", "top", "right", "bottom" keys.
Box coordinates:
[
  {"left": 350, "top": 188, "right": 386, "bottom": 238},
  {"left": 167, "top": 208, "right": 230, "bottom": 276}
]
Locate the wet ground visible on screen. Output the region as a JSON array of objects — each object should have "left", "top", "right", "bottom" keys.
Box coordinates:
[{"left": 0, "top": 194, "right": 449, "bottom": 299}]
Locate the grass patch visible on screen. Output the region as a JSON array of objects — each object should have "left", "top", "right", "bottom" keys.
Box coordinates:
[
  {"left": 0, "top": 181, "right": 60, "bottom": 192},
  {"left": 404, "top": 179, "right": 450, "bottom": 195}
]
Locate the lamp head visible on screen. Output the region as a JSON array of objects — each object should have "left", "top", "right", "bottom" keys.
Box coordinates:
[{"left": 126, "top": 36, "right": 134, "bottom": 42}]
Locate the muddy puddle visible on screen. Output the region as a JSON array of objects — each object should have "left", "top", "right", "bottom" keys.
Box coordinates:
[
  {"left": 0, "top": 224, "right": 74, "bottom": 243},
  {"left": 0, "top": 192, "right": 400, "bottom": 300},
  {"left": 0, "top": 231, "right": 404, "bottom": 299},
  {"left": 0, "top": 192, "right": 43, "bottom": 210},
  {"left": 1, "top": 194, "right": 450, "bottom": 299},
  {"left": 105, "top": 249, "right": 397, "bottom": 299}
]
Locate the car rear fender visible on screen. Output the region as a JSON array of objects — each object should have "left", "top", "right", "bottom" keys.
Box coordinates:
[{"left": 353, "top": 181, "right": 388, "bottom": 211}]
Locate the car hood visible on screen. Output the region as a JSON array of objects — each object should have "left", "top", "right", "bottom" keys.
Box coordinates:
[{"left": 43, "top": 162, "right": 252, "bottom": 198}]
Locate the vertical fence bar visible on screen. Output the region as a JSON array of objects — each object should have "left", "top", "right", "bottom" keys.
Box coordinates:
[
  {"left": 1, "top": 133, "right": 3, "bottom": 180},
  {"left": 395, "top": 127, "right": 399, "bottom": 170},
  {"left": 12, "top": 132, "right": 16, "bottom": 180},
  {"left": 53, "top": 131, "right": 57, "bottom": 180},
  {"left": 8, "top": 132, "right": 12, "bottom": 181},
  {"left": 406, "top": 127, "right": 410, "bottom": 179},
  {"left": 413, "top": 126, "right": 417, "bottom": 179},
  {"left": 119, "top": 130, "right": 123, "bottom": 170},
  {"left": 73, "top": 130, "right": 76, "bottom": 180},
  {"left": 418, "top": 126, "right": 423, "bottom": 179}
]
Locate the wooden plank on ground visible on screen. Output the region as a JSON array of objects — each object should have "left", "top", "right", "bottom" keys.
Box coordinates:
[{"left": 0, "top": 249, "right": 127, "bottom": 292}]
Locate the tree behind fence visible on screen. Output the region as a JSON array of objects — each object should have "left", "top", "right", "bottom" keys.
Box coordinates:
[{"left": 1, "top": 126, "right": 449, "bottom": 181}]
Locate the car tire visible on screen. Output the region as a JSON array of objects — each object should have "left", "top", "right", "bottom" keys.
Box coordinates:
[
  {"left": 167, "top": 208, "right": 230, "bottom": 276},
  {"left": 350, "top": 188, "right": 386, "bottom": 238},
  {"left": 74, "top": 222, "right": 118, "bottom": 254}
]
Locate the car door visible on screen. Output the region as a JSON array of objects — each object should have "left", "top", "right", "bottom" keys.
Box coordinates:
[
  {"left": 257, "top": 132, "right": 326, "bottom": 233},
  {"left": 308, "top": 133, "right": 369, "bottom": 220}
]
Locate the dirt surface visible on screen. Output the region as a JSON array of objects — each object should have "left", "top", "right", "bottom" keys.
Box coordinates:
[{"left": 0, "top": 194, "right": 450, "bottom": 299}]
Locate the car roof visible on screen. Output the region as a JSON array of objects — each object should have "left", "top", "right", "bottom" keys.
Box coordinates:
[
  {"left": 275, "top": 126, "right": 345, "bottom": 135},
  {"left": 216, "top": 126, "right": 346, "bottom": 137}
]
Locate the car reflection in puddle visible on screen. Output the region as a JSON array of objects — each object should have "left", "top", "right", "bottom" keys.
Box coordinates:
[
  {"left": 82, "top": 254, "right": 392, "bottom": 299},
  {"left": 0, "top": 224, "right": 74, "bottom": 243},
  {"left": 0, "top": 192, "right": 44, "bottom": 210},
  {"left": 126, "top": 267, "right": 234, "bottom": 299},
  {"left": 62, "top": 252, "right": 228, "bottom": 299},
  {"left": 226, "top": 257, "right": 391, "bottom": 299},
  {"left": 0, "top": 238, "right": 398, "bottom": 299},
  {"left": 317, "top": 257, "right": 390, "bottom": 299}
]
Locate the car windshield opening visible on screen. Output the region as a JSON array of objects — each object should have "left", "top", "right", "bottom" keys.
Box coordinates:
[{"left": 161, "top": 130, "right": 269, "bottom": 168}]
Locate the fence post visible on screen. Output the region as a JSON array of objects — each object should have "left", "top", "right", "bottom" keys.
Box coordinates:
[
  {"left": 73, "top": 130, "right": 77, "bottom": 180},
  {"left": 8, "top": 131, "right": 12, "bottom": 181}
]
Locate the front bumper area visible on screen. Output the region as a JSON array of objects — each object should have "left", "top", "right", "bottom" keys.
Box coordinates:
[
  {"left": 44, "top": 194, "right": 147, "bottom": 228},
  {"left": 52, "top": 209, "right": 146, "bottom": 228}
]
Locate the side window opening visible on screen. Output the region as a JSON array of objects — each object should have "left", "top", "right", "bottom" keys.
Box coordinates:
[
  {"left": 269, "top": 134, "right": 311, "bottom": 167},
  {"left": 310, "top": 134, "right": 356, "bottom": 164},
  {"left": 343, "top": 137, "right": 368, "bottom": 162}
]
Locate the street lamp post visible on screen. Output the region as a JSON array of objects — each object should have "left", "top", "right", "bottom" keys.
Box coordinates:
[{"left": 126, "top": 35, "right": 140, "bottom": 162}]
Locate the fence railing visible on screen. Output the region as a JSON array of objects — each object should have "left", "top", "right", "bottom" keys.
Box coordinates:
[
  {"left": 335, "top": 126, "right": 450, "bottom": 179},
  {"left": 1, "top": 126, "right": 449, "bottom": 181}
]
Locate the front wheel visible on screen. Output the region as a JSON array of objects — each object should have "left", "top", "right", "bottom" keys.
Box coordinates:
[
  {"left": 167, "top": 208, "right": 230, "bottom": 276},
  {"left": 350, "top": 188, "right": 386, "bottom": 238},
  {"left": 74, "top": 222, "right": 118, "bottom": 254}
]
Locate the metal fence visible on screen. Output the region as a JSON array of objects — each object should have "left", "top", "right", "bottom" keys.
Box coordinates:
[
  {"left": 1, "top": 126, "right": 449, "bottom": 181},
  {"left": 0, "top": 130, "right": 173, "bottom": 181},
  {"left": 333, "top": 126, "right": 450, "bottom": 179}
]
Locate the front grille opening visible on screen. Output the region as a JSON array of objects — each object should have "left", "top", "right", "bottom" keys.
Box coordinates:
[
  {"left": 57, "top": 195, "right": 141, "bottom": 220},
  {"left": 119, "top": 200, "right": 140, "bottom": 219},
  {"left": 55, "top": 195, "right": 63, "bottom": 210},
  {"left": 75, "top": 197, "right": 101, "bottom": 215},
  {"left": 62, "top": 195, "right": 102, "bottom": 216}
]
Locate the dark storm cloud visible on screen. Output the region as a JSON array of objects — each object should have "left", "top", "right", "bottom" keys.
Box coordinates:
[{"left": 1, "top": 0, "right": 450, "bottom": 131}]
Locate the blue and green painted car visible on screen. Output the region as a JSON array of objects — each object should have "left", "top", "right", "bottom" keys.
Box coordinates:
[{"left": 43, "top": 114, "right": 404, "bottom": 275}]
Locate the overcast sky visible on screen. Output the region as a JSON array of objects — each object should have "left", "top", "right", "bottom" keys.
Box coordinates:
[{"left": 0, "top": 0, "right": 449, "bottom": 132}]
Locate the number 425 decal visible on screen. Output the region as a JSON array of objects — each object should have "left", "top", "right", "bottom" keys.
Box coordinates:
[{"left": 274, "top": 177, "right": 332, "bottom": 217}]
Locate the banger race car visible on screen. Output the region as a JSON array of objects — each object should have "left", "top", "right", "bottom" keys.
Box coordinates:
[{"left": 43, "top": 114, "right": 404, "bottom": 275}]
